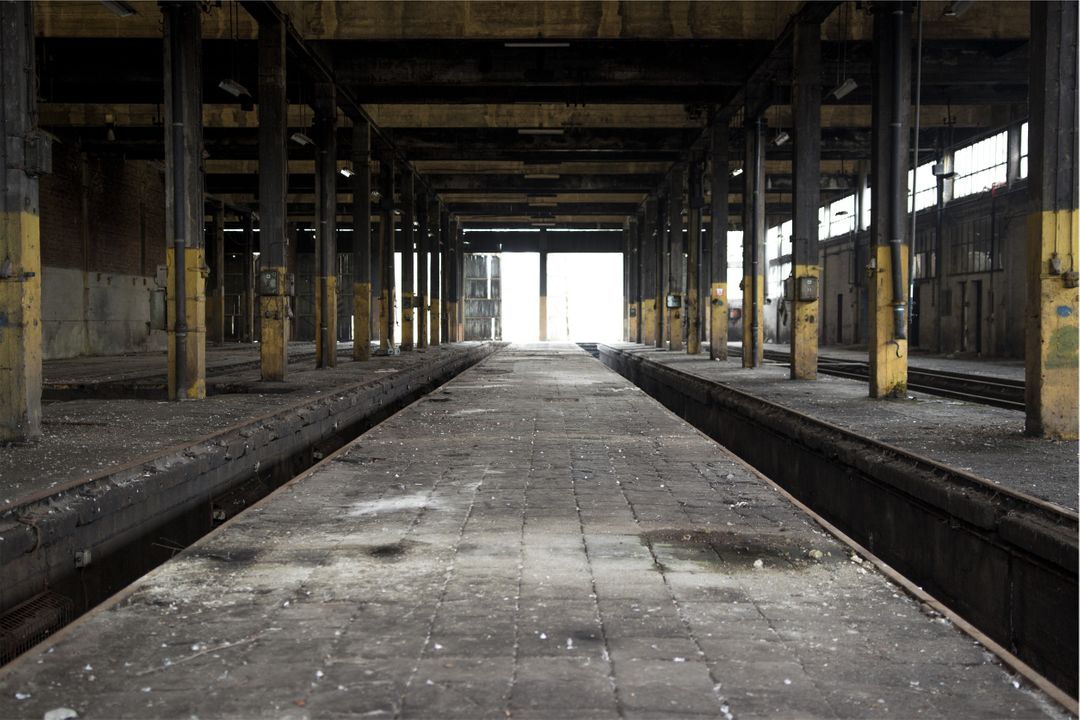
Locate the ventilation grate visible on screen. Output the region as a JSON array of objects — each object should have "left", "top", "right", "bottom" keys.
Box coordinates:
[{"left": 0, "top": 591, "right": 75, "bottom": 665}]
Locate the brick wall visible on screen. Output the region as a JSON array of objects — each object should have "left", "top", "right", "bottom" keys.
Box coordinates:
[
  {"left": 40, "top": 142, "right": 166, "bottom": 276},
  {"left": 38, "top": 143, "right": 168, "bottom": 358}
]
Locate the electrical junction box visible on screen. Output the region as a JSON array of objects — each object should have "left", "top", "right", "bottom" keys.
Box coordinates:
[
  {"left": 258, "top": 270, "right": 281, "bottom": 296},
  {"left": 797, "top": 276, "right": 819, "bottom": 302}
]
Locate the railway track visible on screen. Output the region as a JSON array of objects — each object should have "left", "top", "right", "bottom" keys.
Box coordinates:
[{"left": 727, "top": 347, "right": 1025, "bottom": 410}]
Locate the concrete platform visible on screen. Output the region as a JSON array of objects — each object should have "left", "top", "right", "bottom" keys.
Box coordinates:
[
  {"left": 0, "top": 344, "right": 1063, "bottom": 719},
  {"left": 619, "top": 344, "right": 1076, "bottom": 510},
  {"left": 3, "top": 343, "right": 454, "bottom": 506}
]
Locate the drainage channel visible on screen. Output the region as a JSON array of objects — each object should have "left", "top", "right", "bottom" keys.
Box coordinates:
[
  {"left": 0, "top": 344, "right": 499, "bottom": 666},
  {"left": 597, "top": 344, "right": 1078, "bottom": 702}
]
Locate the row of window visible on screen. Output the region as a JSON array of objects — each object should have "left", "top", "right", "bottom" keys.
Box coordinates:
[{"left": 808, "top": 122, "right": 1029, "bottom": 243}]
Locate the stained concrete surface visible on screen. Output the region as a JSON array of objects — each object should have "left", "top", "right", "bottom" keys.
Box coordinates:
[
  {"left": 0, "top": 343, "right": 479, "bottom": 507},
  {"left": 622, "top": 344, "right": 1077, "bottom": 510},
  {"left": 0, "top": 344, "right": 1064, "bottom": 719}
]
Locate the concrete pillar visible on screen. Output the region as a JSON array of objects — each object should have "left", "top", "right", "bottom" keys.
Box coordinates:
[
  {"left": 417, "top": 187, "right": 429, "bottom": 349},
  {"left": 642, "top": 195, "right": 659, "bottom": 347},
  {"left": 668, "top": 164, "right": 685, "bottom": 351},
  {"left": 379, "top": 151, "right": 397, "bottom": 353},
  {"left": 687, "top": 155, "right": 703, "bottom": 355},
  {"left": 868, "top": 2, "right": 911, "bottom": 397},
  {"left": 314, "top": 82, "right": 337, "bottom": 368},
  {"left": 622, "top": 223, "right": 630, "bottom": 341},
  {"left": 790, "top": 19, "right": 822, "bottom": 380},
  {"left": 709, "top": 123, "right": 730, "bottom": 360},
  {"left": 628, "top": 216, "right": 640, "bottom": 342},
  {"left": 440, "top": 206, "right": 451, "bottom": 343},
  {"left": 429, "top": 196, "right": 441, "bottom": 346},
  {"left": 742, "top": 117, "right": 765, "bottom": 368},
  {"left": 163, "top": 2, "right": 206, "bottom": 399},
  {"left": 539, "top": 232, "right": 549, "bottom": 341},
  {"left": 241, "top": 211, "right": 254, "bottom": 343},
  {"left": 352, "top": 118, "right": 372, "bottom": 361},
  {"left": 401, "top": 169, "right": 415, "bottom": 350},
  {"left": 454, "top": 219, "right": 465, "bottom": 341},
  {"left": 256, "top": 12, "right": 289, "bottom": 381},
  {"left": 207, "top": 200, "right": 225, "bottom": 344},
  {"left": 0, "top": 0, "right": 42, "bottom": 441},
  {"left": 1025, "top": 0, "right": 1079, "bottom": 438}
]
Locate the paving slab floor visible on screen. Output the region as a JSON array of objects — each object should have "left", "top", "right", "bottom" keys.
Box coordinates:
[{"left": 0, "top": 344, "right": 1066, "bottom": 719}]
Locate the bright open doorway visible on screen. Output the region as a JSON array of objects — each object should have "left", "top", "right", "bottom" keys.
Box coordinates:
[
  {"left": 546, "top": 253, "right": 623, "bottom": 342},
  {"left": 499, "top": 253, "right": 540, "bottom": 342}
]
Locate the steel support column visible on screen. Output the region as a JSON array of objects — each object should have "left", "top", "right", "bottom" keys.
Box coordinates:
[
  {"left": 539, "top": 232, "right": 549, "bottom": 341},
  {"left": 241, "top": 211, "right": 254, "bottom": 343},
  {"left": 163, "top": 2, "right": 205, "bottom": 399},
  {"left": 687, "top": 155, "right": 703, "bottom": 355},
  {"left": 207, "top": 200, "right": 225, "bottom": 344},
  {"left": 667, "top": 164, "right": 685, "bottom": 351},
  {"left": 429, "top": 196, "right": 441, "bottom": 346},
  {"left": 352, "top": 118, "right": 372, "bottom": 360},
  {"left": 417, "top": 187, "right": 429, "bottom": 349},
  {"left": 868, "top": 2, "right": 911, "bottom": 397},
  {"left": 790, "top": 19, "right": 822, "bottom": 380},
  {"left": 742, "top": 117, "right": 765, "bottom": 368},
  {"left": 628, "top": 216, "right": 640, "bottom": 342},
  {"left": 256, "top": 11, "right": 288, "bottom": 380},
  {"left": 454, "top": 219, "right": 465, "bottom": 341},
  {"left": 1025, "top": 0, "right": 1079, "bottom": 438},
  {"left": 0, "top": 0, "right": 41, "bottom": 441},
  {"left": 709, "top": 123, "right": 730, "bottom": 360},
  {"left": 440, "top": 206, "right": 451, "bottom": 342},
  {"left": 401, "top": 169, "right": 415, "bottom": 350},
  {"left": 379, "top": 150, "right": 397, "bottom": 353},
  {"left": 642, "top": 195, "right": 660, "bottom": 347},
  {"left": 314, "top": 82, "right": 337, "bottom": 368}
]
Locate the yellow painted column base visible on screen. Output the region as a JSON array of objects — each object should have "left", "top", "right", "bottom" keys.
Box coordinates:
[
  {"left": 353, "top": 282, "right": 371, "bottom": 361},
  {"left": 790, "top": 265, "right": 820, "bottom": 380},
  {"left": 445, "top": 300, "right": 458, "bottom": 342},
  {"left": 260, "top": 299, "right": 289, "bottom": 381},
  {"left": 709, "top": 282, "right": 728, "bottom": 360},
  {"left": 314, "top": 276, "right": 338, "bottom": 367},
  {"left": 539, "top": 295, "right": 548, "bottom": 341},
  {"left": 166, "top": 246, "right": 207, "bottom": 400},
  {"left": 868, "top": 244, "right": 909, "bottom": 398},
  {"left": 741, "top": 274, "right": 764, "bottom": 368},
  {"left": 401, "top": 292, "right": 415, "bottom": 350},
  {"left": 641, "top": 298, "right": 656, "bottom": 346},
  {"left": 1025, "top": 209, "right": 1079, "bottom": 438},
  {"left": 418, "top": 293, "right": 429, "bottom": 349},
  {"left": 686, "top": 295, "right": 699, "bottom": 355},
  {"left": 628, "top": 302, "right": 639, "bottom": 343},
  {"left": 380, "top": 288, "right": 396, "bottom": 352},
  {"left": 668, "top": 305, "right": 683, "bottom": 352},
  {"left": 0, "top": 208, "right": 42, "bottom": 442},
  {"left": 430, "top": 300, "right": 440, "bottom": 346},
  {"left": 654, "top": 295, "right": 665, "bottom": 348}
]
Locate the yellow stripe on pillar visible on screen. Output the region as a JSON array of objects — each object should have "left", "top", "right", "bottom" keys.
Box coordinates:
[
  {"left": 0, "top": 209, "right": 42, "bottom": 442},
  {"left": 790, "top": 265, "right": 820, "bottom": 380},
  {"left": 868, "top": 244, "right": 908, "bottom": 398},
  {"left": 353, "top": 281, "right": 371, "bottom": 360},
  {"left": 1025, "top": 208, "right": 1079, "bottom": 439},
  {"left": 166, "top": 246, "right": 207, "bottom": 400},
  {"left": 709, "top": 282, "right": 728, "bottom": 360}
]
